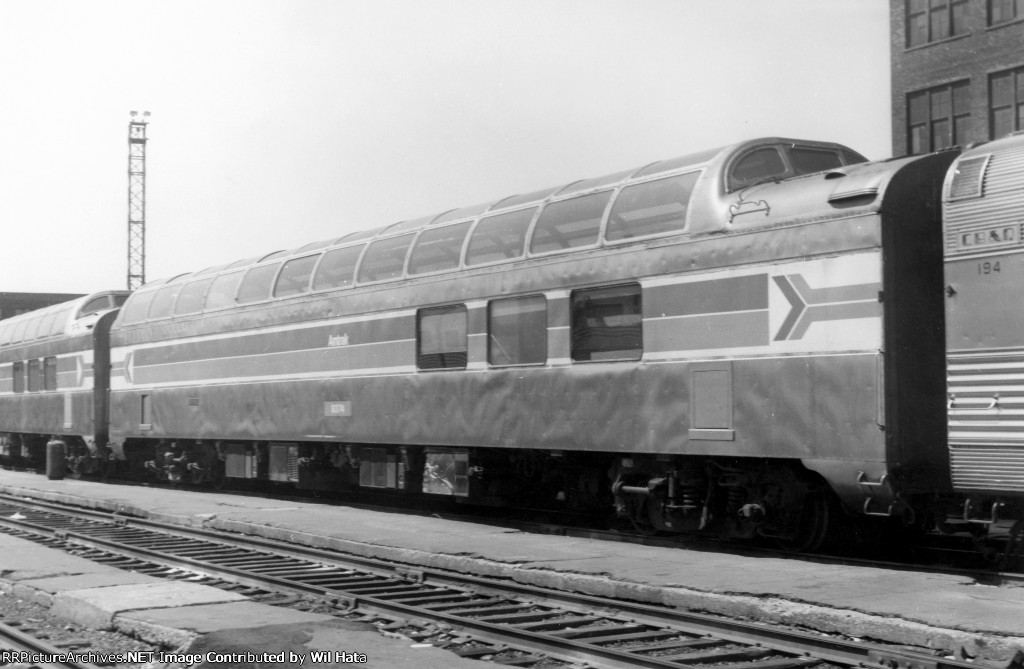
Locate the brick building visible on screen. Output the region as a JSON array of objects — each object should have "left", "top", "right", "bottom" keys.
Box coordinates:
[
  {"left": 891, "top": 0, "right": 1024, "bottom": 156},
  {"left": 0, "top": 292, "right": 83, "bottom": 321}
]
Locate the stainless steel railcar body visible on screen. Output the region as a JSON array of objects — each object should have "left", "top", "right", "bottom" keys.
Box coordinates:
[
  {"left": 944, "top": 132, "right": 1024, "bottom": 515},
  {"left": 0, "top": 292, "right": 128, "bottom": 471},
  {"left": 106, "top": 137, "right": 955, "bottom": 545}
]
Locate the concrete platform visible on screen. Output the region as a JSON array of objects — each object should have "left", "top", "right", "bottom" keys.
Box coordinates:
[
  {"left": 2, "top": 470, "right": 1023, "bottom": 665},
  {"left": 0, "top": 531, "right": 483, "bottom": 667}
]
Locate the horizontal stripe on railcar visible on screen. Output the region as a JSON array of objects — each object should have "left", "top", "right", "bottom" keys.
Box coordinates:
[{"left": 110, "top": 252, "right": 883, "bottom": 389}]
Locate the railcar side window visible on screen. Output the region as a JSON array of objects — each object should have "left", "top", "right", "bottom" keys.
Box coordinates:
[
  {"left": 789, "top": 148, "right": 844, "bottom": 175},
  {"left": 23, "top": 316, "right": 43, "bottom": 341},
  {"left": 491, "top": 186, "right": 561, "bottom": 210},
  {"left": 408, "top": 222, "right": 472, "bottom": 275},
  {"left": 27, "top": 359, "right": 41, "bottom": 392},
  {"left": 295, "top": 238, "right": 334, "bottom": 254},
  {"left": 431, "top": 202, "right": 491, "bottom": 226},
  {"left": 557, "top": 168, "right": 635, "bottom": 196},
  {"left": 489, "top": 295, "right": 547, "bottom": 366},
  {"left": 274, "top": 254, "right": 319, "bottom": 298},
  {"left": 80, "top": 295, "right": 111, "bottom": 316},
  {"left": 43, "top": 356, "right": 57, "bottom": 391},
  {"left": 174, "top": 278, "right": 213, "bottom": 315},
  {"left": 466, "top": 208, "right": 536, "bottom": 266},
  {"left": 728, "top": 147, "right": 787, "bottom": 191},
  {"left": 530, "top": 191, "right": 612, "bottom": 255},
  {"left": 842, "top": 149, "right": 865, "bottom": 165},
  {"left": 10, "top": 319, "right": 28, "bottom": 344},
  {"left": 12, "top": 362, "right": 24, "bottom": 393},
  {"left": 571, "top": 284, "right": 642, "bottom": 362},
  {"left": 337, "top": 227, "right": 384, "bottom": 244},
  {"left": 204, "top": 271, "right": 245, "bottom": 311},
  {"left": 121, "top": 291, "right": 157, "bottom": 325},
  {"left": 358, "top": 234, "right": 415, "bottom": 283},
  {"left": 47, "top": 310, "right": 69, "bottom": 337},
  {"left": 606, "top": 172, "right": 699, "bottom": 242},
  {"left": 226, "top": 256, "right": 258, "bottom": 270},
  {"left": 259, "top": 250, "right": 289, "bottom": 263},
  {"left": 237, "top": 263, "right": 282, "bottom": 304},
  {"left": 37, "top": 313, "right": 57, "bottom": 339},
  {"left": 312, "top": 245, "right": 364, "bottom": 291},
  {"left": 147, "top": 284, "right": 184, "bottom": 320},
  {"left": 417, "top": 305, "right": 468, "bottom": 370}
]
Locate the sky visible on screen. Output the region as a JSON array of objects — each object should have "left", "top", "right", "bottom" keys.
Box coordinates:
[{"left": 0, "top": 1, "right": 891, "bottom": 294}]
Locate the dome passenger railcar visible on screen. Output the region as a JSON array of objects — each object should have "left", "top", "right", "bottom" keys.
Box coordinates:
[
  {"left": 0, "top": 291, "right": 129, "bottom": 474},
  {"left": 101, "top": 136, "right": 965, "bottom": 549}
]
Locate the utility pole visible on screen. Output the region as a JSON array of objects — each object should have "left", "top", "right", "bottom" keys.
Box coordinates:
[{"left": 127, "top": 111, "right": 150, "bottom": 290}]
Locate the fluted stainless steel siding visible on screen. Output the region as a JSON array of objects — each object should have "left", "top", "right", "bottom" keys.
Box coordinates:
[
  {"left": 945, "top": 134, "right": 1024, "bottom": 495},
  {"left": 948, "top": 351, "right": 1024, "bottom": 492},
  {"left": 949, "top": 446, "right": 1024, "bottom": 492}
]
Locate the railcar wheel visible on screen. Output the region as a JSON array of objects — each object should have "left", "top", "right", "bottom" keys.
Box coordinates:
[{"left": 775, "top": 489, "right": 832, "bottom": 553}]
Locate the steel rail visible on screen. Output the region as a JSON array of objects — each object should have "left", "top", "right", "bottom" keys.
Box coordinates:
[
  {"left": 0, "top": 620, "right": 103, "bottom": 669},
  {"left": 2, "top": 482, "right": 1018, "bottom": 581},
  {"left": 0, "top": 496, "right": 994, "bottom": 669}
]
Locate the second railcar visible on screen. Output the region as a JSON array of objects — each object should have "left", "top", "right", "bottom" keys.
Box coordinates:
[
  {"left": 0, "top": 291, "right": 128, "bottom": 473},
  {"left": 105, "top": 137, "right": 956, "bottom": 548}
]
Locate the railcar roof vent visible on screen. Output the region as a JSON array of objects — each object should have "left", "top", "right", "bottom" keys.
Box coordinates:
[{"left": 947, "top": 154, "right": 990, "bottom": 202}]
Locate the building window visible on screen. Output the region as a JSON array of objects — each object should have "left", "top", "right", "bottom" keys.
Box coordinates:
[
  {"left": 908, "top": 82, "right": 970, "bottom": 154},
  {"left": 417, "top": 305, "right": 467, "bottom": 370},
  {"left": 571, "top": 284, "right": 642, "bottom": 362},
  {"left": 906, "top": 0, "right": 967, "bottom": 47},
  {"left": 488, "top": 295, "right": 547, "bottom": 366},
  {"left": 991, "top": 67, "right": 1024, "bottom": 139},
  {"left": 990, "top": 0, "right": 1024, "bottom": 25}
]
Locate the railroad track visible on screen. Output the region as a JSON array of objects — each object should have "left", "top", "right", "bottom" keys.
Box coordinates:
[
  {"left": 7, "top": 468, "right": 1020, "bottom": 576},
  {"left": 0, "top": 618, "right": 104, "bottom": 669},
  {"left": 0, "top": 494, "right": 995, "bottom": 669}
]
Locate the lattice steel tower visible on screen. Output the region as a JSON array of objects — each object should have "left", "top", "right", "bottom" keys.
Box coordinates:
[{"left": 127, "top": 111, "right": 150, "bottom": 290}]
